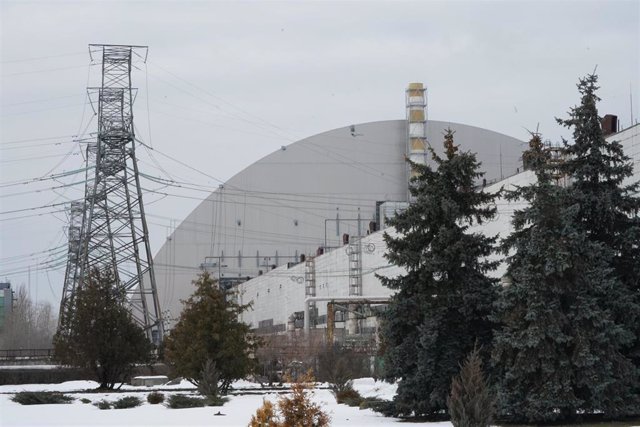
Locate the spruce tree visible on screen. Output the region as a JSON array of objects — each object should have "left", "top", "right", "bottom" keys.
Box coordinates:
[
  {"left": 492, "top": 133, "right": 638, "bottom": 422},
  {"left": 558, "top": 74, "right": 640, "bottom": 373},
  {"left": 164, "top": 271, "right": 258, "bottom": 396},
  {"left": 53, "top": 267, "right": 152, "bottom": 389},
  {"left": 380, "top": 129, "right": 498, "bottom": 417}
]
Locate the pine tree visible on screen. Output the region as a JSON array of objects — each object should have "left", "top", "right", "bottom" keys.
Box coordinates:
[
  {"left": 380, "top": 129, "right": 499, "bottom": 417},
  {"left": 558, "top": 73, "right": 640, "bottom": 373},
  {"left": 492, "top": 133, "right": 638, "bottom": 422},
  {"left": 53, "top": 267, "right": 152, "bottom": 389},
  {"left": 164, "top": 271, "right": 258, "bottom": 397}
]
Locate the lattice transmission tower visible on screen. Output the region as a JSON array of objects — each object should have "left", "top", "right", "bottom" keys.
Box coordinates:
[{"left": 59, "top": 44, "right": 163, "bottom": 342}]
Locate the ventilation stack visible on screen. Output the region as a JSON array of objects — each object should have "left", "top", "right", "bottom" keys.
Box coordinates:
[{"left": 406, "top": 82, "right": 428, "bottom": 200}]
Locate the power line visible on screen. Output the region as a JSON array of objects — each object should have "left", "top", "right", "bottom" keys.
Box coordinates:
[
  {"left": 0, "top": 134, "right": 78, "bottom": 146},
  {"left": 2, "top": 63, "right": 98, "bottom": 77},
  {"left": 0, "top": 179, "right": 87, "bottom": 198},
  {"left": 0, "top": 200, "right": 77, "bottom": 215},
  {"left": 0, "top": 51, "right": 86, "bottom": 64}
]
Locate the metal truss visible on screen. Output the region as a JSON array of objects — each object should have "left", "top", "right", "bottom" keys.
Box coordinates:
[{"left": 59, "top": 44, "right": 163, "bottom": 343}]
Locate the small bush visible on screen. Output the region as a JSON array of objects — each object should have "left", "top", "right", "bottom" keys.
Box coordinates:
[
  {"left": 206, "top": 395, "right": 229, "bottom": 407},
  {"left": 249, "top": 371, "right": 330, "bottom": 427},
  {"left": 166, "top": 394, "right": 207, "bottom": 409},
  {"left": 447, "top": 345, "right": 494, "bottom": 427},
  {"left": 147, "top": 391, "right": 165, "bottom": 404},
  {"left": 333, "top": 382, "right": 363, "bottom": 406},
  {"left": 364, "top": 399, "right": 396, "bottom": 416},
  {"left": 112, "top": 396, "right": 142, "bottom": 409},
  {"left": 94, "top": 399, "right": 112, "bottom": 410},
  {"left": 80, "top": 398, "right": 91, "bottom": 404},
  {"left": 11, "top": 391, "right": 74, "bottom": 405},
  {"left": 249, "top": 399, "right": 278, "bottom": 427}
]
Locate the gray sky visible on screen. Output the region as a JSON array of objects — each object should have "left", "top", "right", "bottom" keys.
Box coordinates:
[{"left": 1, "top": 0, "right": 639, "bottom": 311}]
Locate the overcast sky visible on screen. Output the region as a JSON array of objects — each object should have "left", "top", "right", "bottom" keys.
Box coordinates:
[{"left": 1, "top": 0, "right": 638, "bottom": 311}]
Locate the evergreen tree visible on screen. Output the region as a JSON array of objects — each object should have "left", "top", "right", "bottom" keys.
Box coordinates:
[
  {"left": 447, "top": 344, "right": 494, "bottom": 427},
  {"left": 492, "top": 133, "right": 638, "bottom": 422},
  {"left": 558, "top": 74, "right": 640, "bottom": 371},
  {"left": 380, "top": 129, "right": 499, "bottom": 417},
  {"left": 53, "top": 267, "right": 152, "bottom": 389},
  {"left": 164, "top": 271, "right": 258, "bottom": 396}
]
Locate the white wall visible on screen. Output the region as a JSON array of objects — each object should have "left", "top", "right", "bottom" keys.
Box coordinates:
[{"left": 236, "top": 123, "right": 639, "bottom": 331}]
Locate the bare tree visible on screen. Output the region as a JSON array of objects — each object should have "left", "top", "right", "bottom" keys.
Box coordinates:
[{"left": 0, "top": 285, "right": 57, "bottom": 349}]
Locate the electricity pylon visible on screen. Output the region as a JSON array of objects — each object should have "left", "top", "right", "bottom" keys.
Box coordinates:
[{"left": 59, "top": 44, "right": 163, "bottom": 343}]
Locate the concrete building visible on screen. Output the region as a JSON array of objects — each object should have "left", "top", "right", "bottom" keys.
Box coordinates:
[
  {"left": 234, "top": 123, "right": 639, "bottom": 341},
  {"left": 0, "top": 282, "right": 13, "bottom": 330},
  {"left": 153, "top": 84, "right": 527, "bottom": 325}
]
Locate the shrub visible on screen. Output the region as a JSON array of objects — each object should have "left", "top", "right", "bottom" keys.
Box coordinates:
[
  {"left": 332, "top": 380, "right": 363, "bottom": 406},
  {"left": 166, "top": 394, "right": 207, "bottom": 409},
  {"left": 336, "top": 389, "right": 363, "bottom": 406},
  {"left": 249, "top": 371, "right": 330, "bottom": 427},
  {"left": 249, "top": 399, "right": 278, "bottom": 427},
  {"left": 112, "top": 396, "right": 142, "bottom": 409},
  {"left": 147, "top": 391, "right": 165, "bottom": 404},
  {"left": 80, "top": 398, "right": 91, "bottom": 404},
  {"left": 447, "top": 345, "right": 494, "bottom": 427},
  {"left": 94, "top": 399, "right": 112, "bottom": 410},
  {"left": 206, "top": 395, "right": 229, "bottom": 407},
  {"left": 11, "top": 391, "right": 74, "bottom": 405},
  {"left": 364, "top": 399, "right": 397, "bottom": 417}
]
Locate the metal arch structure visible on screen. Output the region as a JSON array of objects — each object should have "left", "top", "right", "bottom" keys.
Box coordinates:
[{"left": 59, "top": 44, "right": 163, "bottom": 343}]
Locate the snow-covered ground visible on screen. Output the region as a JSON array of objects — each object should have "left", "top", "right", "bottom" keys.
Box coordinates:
[{"left": 0, "top": 378, "right": 452, "bottom": 426}]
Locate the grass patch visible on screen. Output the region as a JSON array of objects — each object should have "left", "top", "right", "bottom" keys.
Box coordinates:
[
  {"left": 80, "top": 398, "right": 91, "bottom": 404},
  {"left": 166, "top": 394, "right": 208, "bottom": 409},
  {"left": 11, "top": 391, "right": 74, "bottom": 405},
  {"left": 147, "top": 391, "right": 165, "bottom": 404}
]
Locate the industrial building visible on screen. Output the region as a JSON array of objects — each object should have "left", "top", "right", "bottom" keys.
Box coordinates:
[
  {"left": 151, "top": 81, "right": 639, "bottom": 370},
  {"left": 231, "top": 120, "right": 638, "bottom": 352},
  {"left": 153, "top": 84, "right": 527, "bottom": 327},
  {"left": 0, "top": 282, "right": 13, "bottom": 330}
]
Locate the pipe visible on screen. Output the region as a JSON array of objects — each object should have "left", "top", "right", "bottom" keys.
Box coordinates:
[{"left": 303, "top": 296, "right": 390, "bottom": 333}]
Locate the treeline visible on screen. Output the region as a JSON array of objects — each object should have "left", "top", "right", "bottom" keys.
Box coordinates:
[
  {"left": 0, "top": 285, "right": 57, "bottom": 350},
  {"left": 380, "top": 74, "right": 640, "bottom": 424}
]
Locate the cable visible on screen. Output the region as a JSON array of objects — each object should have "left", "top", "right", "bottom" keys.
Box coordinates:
[
  {"left": 0, "top": 152, "right": 80, "bottom": 164},
  {"left": 0, "top": 139, "right": 74, "bottom": 151},
  {"left": 0, "top": 244, "right": 67, "bottom": 262},
  {"left": 1, "top": 94, "right": 85, "bottom": 107},
  {"left": 0, "top": 134, "right": 78, "bottom": 146},
  {"left": 0, "top": 166, "right": 92, "bottom": 188},
  {"left": 2, "top": 63, "right": 98, "bottom": 77},
  {"left": 0, "top": 200, "right": 78, "bottom": 215},
  {"left": 0, "top": 51, "right": 87, "bottom": 64},
  {"left": 0, "top": 179, "right": 87, "bottom": 198}
]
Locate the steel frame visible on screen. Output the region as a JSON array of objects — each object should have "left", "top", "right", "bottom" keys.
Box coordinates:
[{"left": 59, "top": 44, "right": 163, "bottom": 342}]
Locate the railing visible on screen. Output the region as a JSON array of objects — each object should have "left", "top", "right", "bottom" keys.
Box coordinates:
[{"left": 0, "top": 348, "right": 53, "bottom": 361}]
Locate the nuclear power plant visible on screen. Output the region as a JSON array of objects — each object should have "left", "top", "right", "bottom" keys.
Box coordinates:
[
  {"left": 151, "top": 83, "right": 639, "bottom": 364},
  {"left": 153, "top": 84, "right": 526, "bottom": 329}
]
